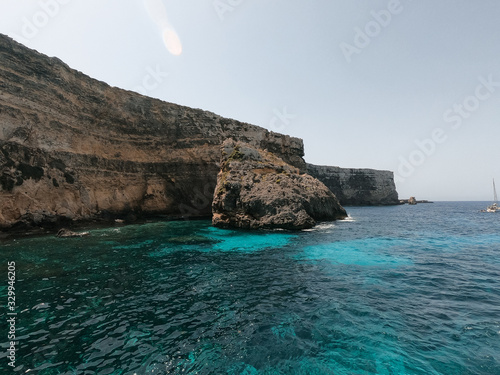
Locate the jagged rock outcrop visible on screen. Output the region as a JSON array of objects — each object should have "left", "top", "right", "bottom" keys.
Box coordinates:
[
  {"left": 212, "top": 140, "right": 347, "bottom": 230},
  {"left": 307, "top": 164, "right": 399, "bottom": 206},
  {"left": 0, "top": 34, "right": 306, "bottom": 230}
]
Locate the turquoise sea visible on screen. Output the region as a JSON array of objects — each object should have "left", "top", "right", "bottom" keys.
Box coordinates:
[{"left": 1, "top": 202, "right": 500, "bottom": 374}]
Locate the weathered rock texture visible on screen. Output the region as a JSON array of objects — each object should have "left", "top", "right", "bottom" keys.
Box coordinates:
[
  {"left": 307, "top": 164, "right": 399, "bottom": 206},
  {"left": 0, "top": 33, "right": 398, "bottom": 230},
  {"left": 0, "top": 34, "right": 305, "bottom": 229},
  {"left": 212, "top": 140, "right": 347, "bottom": 230}
]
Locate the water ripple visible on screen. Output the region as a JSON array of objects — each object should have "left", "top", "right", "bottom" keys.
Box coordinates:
[{"left": 1, "top": 203, "right": 499, "bottom": 374}]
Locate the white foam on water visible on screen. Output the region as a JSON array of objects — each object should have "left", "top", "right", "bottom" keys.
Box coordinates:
[
  {"left": 302, "top": 222, "right": 337, "bottom": 232},
  {"left": 341, "top": 215, "right": 356, "bottom": 222}
]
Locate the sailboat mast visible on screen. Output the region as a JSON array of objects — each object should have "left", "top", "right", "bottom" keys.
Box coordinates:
[{"left": 494, "top": 179, "right": 498, "bottom": 203}]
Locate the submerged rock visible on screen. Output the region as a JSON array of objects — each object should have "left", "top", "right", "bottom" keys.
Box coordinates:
[
  {"left": 56, "top": 228, "right": 90, "bottom": 238},
  {"left": 212, "top": 140, "right": 347, "bottom": 230}
]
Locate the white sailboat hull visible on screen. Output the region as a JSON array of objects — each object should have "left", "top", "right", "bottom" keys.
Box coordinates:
[{"left": 483, "top": 179, "right": 498, "bottom": 212}]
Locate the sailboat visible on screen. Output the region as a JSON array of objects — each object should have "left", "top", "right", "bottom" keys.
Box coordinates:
[{"left": 486, "top": 179, "right": 499, "bottom": 212}]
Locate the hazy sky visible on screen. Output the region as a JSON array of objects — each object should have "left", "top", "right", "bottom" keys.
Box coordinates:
[{"left": 1, "top": 0, "right": 499, "bottom": 201}]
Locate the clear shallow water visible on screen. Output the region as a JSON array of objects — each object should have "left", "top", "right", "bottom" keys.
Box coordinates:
[{"left": 1, "top": 202, "right": 499, "bottom": 374}]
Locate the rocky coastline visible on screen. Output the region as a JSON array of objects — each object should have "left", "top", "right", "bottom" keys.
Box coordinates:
[
  {"left": 0, "top": 33, "right": 397, "bottom": 231},
  {"left": 307, "top": 164, "right": 399, "bottom": 206}
]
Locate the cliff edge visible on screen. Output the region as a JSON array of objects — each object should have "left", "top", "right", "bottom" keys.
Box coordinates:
[
  {"left": 0, "top": 33, "right": 396, "bottom": 231},
  {"left": 307, "top": 164, "right": 399, "bottom": 206},
  {"left": 0, "top": 34, "right": 305, "bottom": 229}
]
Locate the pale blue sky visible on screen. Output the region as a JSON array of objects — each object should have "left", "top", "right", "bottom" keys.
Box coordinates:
[{"left": 1, "top": 0, "right": 499, "bottom": 201}]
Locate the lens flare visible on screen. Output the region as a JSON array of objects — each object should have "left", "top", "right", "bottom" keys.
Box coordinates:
[
  {"left": 143, "top": 0, "right": 182, "bottom": 56},
  {"left": 162, "top": 29, "right": 182, "bottom": 56}
]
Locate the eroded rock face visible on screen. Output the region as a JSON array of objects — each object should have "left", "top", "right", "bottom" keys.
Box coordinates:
[
  {"left": 212, "top": 140, "right": 347, "bottom": 230},
  {"left": 307, "top": 164, "right": 399, "bottom": 206},
  {"left": 0, "top": 33, "right": 397, "bottom": 231},
  {"left": 0, "top": 34, "right": 306, "bottom": 230}
]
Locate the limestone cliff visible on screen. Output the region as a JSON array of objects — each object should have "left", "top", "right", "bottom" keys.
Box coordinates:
[
  {"left": 212, "top": 140, "right": 347, "bottom": 230},
  {"left": 307, "top": 164, "right": 399, "bottom": 206},
  {"left": 0, "top": 34, "right": 305, "bottom": 229},
  {"left": 0, "top": 33, "right": 398, "bottom": 230}
]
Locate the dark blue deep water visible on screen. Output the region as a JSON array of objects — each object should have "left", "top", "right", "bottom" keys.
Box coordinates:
[{"left": 1, "top": 202, "right": 500, "bottom": 374}]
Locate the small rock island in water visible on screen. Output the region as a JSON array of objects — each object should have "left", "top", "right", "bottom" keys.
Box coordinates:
[{"left": 212, "top": 139, "right": 347, "bottom": 229}]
